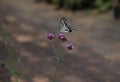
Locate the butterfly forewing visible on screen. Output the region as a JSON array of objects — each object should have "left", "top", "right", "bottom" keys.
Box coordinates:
[
  {"left": 59, "top": 17, "right": 70, "bottom": 32},
  {"left": 59, "top": 17, "right": 76, "bottom": 33}
]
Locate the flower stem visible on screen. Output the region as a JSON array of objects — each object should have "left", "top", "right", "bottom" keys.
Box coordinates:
[{"left": 51, "top": 41, "right": 60, "bottom": 82}]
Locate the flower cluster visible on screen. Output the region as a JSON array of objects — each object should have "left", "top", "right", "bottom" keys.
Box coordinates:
[
  {"left": 57, "top": 33, "right": 67, "bottom": 42},
  {"left": 47, "top": 33, "right": 55, "bottom": 40},
  {"left": 47, "top": 33, "right": 74, "bottom": 50}
]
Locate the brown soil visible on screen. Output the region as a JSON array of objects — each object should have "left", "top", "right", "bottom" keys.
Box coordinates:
[{"left": 0, "top": 0, "right": 120, "bottom": 82}]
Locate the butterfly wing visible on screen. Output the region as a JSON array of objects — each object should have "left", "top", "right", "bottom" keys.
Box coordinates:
[{"left": 59, "top": 17, "right": 70, "bottom": 32}]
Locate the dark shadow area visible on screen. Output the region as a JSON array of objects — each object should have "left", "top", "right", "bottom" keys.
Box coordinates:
[{"left": 0, "top": 64, "right": 10, "bottom": 82}]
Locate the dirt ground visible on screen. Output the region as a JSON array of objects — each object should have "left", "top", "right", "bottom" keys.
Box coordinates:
[{"left": 0, "top": 0, "right": 120, "bottom": 82}]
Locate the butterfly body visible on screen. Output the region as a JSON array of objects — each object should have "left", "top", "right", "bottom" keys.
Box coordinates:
[{"left": 59, "top": 17, "right": 76, "bottom": 33}]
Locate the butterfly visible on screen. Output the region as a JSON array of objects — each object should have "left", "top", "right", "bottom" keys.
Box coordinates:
[{"left": 59, "top": 17, "right": 76, "bottom": 33}]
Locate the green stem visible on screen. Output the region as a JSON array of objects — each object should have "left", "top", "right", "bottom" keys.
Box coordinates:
[
  {"left": 0, "top": 25, "right": 18, "bottom": 82},
  {"left": 53, "top": 59, "right": 60, "bottom": 82},
  {"left": 51, "top": 41, "right": 60, "bottom": 82},
  {"left": 51, "top": 41, "right": 58, "bottom": 58}
]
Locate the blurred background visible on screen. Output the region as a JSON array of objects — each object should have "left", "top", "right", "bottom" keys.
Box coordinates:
[{"left": 0, "top": 0, "right": 120, "bottom": 82}]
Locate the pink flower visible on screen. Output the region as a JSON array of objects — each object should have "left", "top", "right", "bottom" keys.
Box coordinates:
[
  {"left": 66, "top": 43, "right": 74, "bottom": 50},
  {"left": 57, "top": 33, "right": 67, "bottom": 42},
  {"left": 47, "top": 33, "right": 55, "bottom": 40}
]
